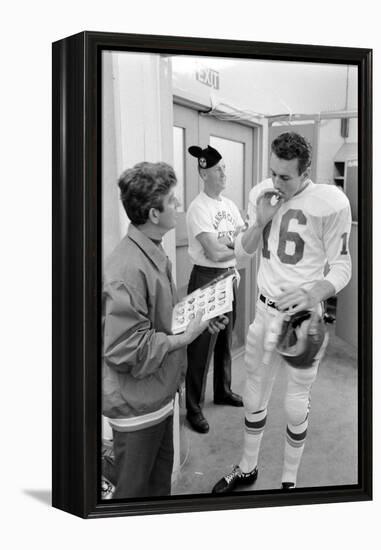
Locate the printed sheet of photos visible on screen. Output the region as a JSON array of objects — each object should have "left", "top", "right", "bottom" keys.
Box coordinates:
[{"left": 172, "top": 273, "right": 235, "bottom": 335}]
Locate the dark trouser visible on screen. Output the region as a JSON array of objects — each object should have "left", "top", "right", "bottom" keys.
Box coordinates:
[
  {"left": 112, "top": 415, "right": 174, "bottom": 499},
  {"left": 186, "top": 265, "right": 237, "bottom": 416}
]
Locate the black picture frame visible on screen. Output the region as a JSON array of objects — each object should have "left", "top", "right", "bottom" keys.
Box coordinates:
[{"left": 52, "top": 31, "right": 372, "bottom": 519}]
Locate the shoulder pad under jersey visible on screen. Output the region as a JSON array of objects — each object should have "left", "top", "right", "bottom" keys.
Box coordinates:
[{"left": 302, "top": 183, "right": 350, "bottom": 217}]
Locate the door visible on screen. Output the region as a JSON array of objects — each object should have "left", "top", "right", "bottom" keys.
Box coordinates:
[{"left": 173, "top": 104, "right": 258, "bottom": 352}]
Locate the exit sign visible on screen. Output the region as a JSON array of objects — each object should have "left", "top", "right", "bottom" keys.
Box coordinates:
[{"left": 196, "top": 67, "right": 220, "bottom": 90}]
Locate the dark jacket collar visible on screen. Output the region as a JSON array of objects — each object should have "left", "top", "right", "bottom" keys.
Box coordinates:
[{"left": 127, "top": 223, "right": 168, "bottom": 272}]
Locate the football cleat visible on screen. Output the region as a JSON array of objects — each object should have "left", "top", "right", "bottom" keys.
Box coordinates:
[
  {"left": 281, "top": 482, "right": 296, "bottom": 490},
  {"left": 212, "top": 465, "right": 258, "bottom": 494}
]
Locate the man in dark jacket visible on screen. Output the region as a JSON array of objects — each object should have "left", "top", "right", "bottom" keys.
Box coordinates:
[{"left": 103, "top": 162, "right": 227, "bottom": 498}]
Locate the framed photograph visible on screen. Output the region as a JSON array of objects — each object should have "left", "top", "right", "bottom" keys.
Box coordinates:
[{"left": 52, "top": 31, "right": 372, "bottom": 518}]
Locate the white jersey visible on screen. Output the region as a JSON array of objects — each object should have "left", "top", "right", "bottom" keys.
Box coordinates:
[
  {"left": 187, "top": 191, "right": 244, "bottom": 268},
  {"left": 243, "top": 178, "right": 352, "bottom": 298}
]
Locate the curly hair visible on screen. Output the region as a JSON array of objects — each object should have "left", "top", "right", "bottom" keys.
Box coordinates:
[
  {"left": 271, "top": 132, "right": 312, "bottom": 175},
  {"left": 118, "top": 162, "right": 177, "bottom": 225}
]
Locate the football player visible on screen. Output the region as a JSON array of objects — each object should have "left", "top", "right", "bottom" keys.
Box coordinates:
[{"left": 212, "top": 131, "right": 352, "bottom": 492}]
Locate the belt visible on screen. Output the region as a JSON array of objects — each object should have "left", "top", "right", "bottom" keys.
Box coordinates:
[
  {"left": 194, "top": 265, "right": 235, "bottom": 275},
  {"left": 259, "top": 294, "right": 278, "bottom": 309}
]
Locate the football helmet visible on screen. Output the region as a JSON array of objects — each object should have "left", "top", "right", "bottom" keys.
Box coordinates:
[{"left": 276, "top": 310, "right": 327, "bottom": 368}]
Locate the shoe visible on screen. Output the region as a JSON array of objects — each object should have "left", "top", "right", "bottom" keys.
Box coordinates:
[
  {"left": 212, "top": 465, "right": 258, "bottom": 494},
  {"left": 323, "top": 313, "right": 336, "bottom": 324},
  {"left": 101, "top": 476, "right": 115, "bottom": 499},
  {"left": 214, "top": 392, "right": 243, "bottom": 407},
  {"left": 281, "top": 482, "right": 295, "bottom": 490},
  {"left": 186, "top": 412, "right": 210, "bottom": 433}
]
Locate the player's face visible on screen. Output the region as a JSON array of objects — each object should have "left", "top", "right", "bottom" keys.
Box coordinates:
[
  {"left": 203, "top": 160, "right": 226, "bottom": 195},
  {"left": 270, "top": 153, "right": 309, "bottom": 201},
  {"left": 156, "top": 187, "right": 181, "bottom": 232}
]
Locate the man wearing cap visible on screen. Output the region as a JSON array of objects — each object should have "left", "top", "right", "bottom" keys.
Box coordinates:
[{"left": 185, "top": 145, "right": 244, "bottom": 434}]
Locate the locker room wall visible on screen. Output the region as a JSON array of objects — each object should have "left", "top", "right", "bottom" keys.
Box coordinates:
[{"left": 102, "top": 51, "right": 176, "bottom": 269}]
